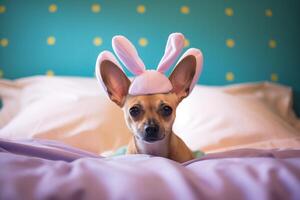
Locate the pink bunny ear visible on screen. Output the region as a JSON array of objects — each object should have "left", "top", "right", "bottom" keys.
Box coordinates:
[
  {"left": 176, "top": 48, "right": 203, "bottom": 92},
  {"left": 112, "top": 35, "right": 145, "bottom": 75},
  {"left": 157, "top": 33, "right": 185, "bottom": 73}
]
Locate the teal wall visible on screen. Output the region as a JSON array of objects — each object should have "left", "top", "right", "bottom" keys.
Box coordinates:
[{"left": 0, "top": 0, "right": 300, "bottom": 114}]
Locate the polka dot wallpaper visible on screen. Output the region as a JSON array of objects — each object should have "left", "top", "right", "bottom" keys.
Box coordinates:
[{"left": 0, "top": 0, "right": 299, "bottom": 113}]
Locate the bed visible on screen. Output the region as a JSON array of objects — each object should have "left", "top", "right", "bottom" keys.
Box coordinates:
[{"left": 1, "top": 76, "right": 300, "bottom": 200}]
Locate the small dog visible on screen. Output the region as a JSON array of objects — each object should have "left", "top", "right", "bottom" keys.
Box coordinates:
[{"left": 96, "top": 33, "right": 203, "bottom": 163}]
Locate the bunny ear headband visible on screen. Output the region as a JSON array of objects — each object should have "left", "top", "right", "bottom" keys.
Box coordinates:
[{"left": 95, "top": 33, "right": 203, "bottom": 96}]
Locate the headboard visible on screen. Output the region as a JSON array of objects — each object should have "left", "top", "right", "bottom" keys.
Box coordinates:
[{"left": 0, "top": 0, "right": 299, "bottom": 114}]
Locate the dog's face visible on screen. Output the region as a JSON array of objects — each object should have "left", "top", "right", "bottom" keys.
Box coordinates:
[
  {"left": 123, "top": 93, "right": 179, "bottom": 142},
  {"left": 97, "top": 54, "right": 197, "bottom": 143}
]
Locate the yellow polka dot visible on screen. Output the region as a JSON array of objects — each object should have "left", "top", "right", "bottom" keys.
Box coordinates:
[
  {"left": 46, "top": 70, "right": 55, "bottom": 76},
  {"left": 1, "top": 38, "right": 9, "bottom": 47},
  {"left": 226, "top": 72, "right": 235, "bottom": 81},
  {"left": 226, "top": 39, "right": 235, "bottom": 48},
  {"left": 47, "top": 36, "right": 56, "bottom": 45},
  {"left": 184, "top": 39, "right": 190, "bottom": 48},
  {"left": 139, "top": 38, "right": 148, "bottom": 47},
  {"left": 91, "top": 3, "right": 101, "bottom": 13},
  {"left": 0, "top": 69, "right": 3, "bottom": 78},
  {"left": 271, "top": 73, "right": 278, "bottom": 82},
  {"left": 180, "top": 6, "right": 190, "bottom": 14},
  {"left": 269, "top": 39, "right": 277, "bottom": 48},
  {"left": 93, "top": 37, "right": 103, "bottom": 46},
  {"left": 225, "top": 8, "right": 234, "bottom": 16},
  {"left": 265, "top": 9, "right": 272, "bottom": 17},
  {"left": 49, "top": 4, "right": 57, "bottom": 13},
  {"left": 137, "top": 5, "right": 146, "bottom": 14},
  {"left": 0, "top": 5, "right": 6, "bottom": 13}
]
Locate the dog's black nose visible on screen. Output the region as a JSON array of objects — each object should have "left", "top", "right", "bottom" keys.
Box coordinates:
[{"left": 144, "top": 124, "right": 159, "bottom": 141}]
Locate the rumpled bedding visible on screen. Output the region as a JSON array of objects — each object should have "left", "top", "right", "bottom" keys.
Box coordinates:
[{"left": 0, "top": 139, "right": 299, "bottom": 200}]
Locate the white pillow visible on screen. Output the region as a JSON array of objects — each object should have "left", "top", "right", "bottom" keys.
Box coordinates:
[
  {"left": 1, "top": 76, "right": 299, "bottom": 154},
  {"left": 174, "top": 82, "right": 300, "bottom": 152},
  {"left": 0, "top": 76, "right": 131, "bottom": 154}
]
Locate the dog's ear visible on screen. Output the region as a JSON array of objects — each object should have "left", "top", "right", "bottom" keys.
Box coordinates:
[
  {"left": 169, "top": 55, "right": 196, "bottom": 101},
  {"left": 169, "top": 48, "right": 203, "bottom": 101},
  {"left": 95, "top": 51, "right": 131, "bottom": 107}
]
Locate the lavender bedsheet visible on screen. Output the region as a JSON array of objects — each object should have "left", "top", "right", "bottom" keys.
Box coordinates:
[{"left": 0, "top": 139, "right": 300, "bottom": 200}]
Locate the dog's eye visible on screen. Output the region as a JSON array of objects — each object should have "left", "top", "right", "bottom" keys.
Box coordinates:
[
  {"left": 161, "top": 105, "right": 172, "bottom": 117},
  {"left": 129, "top": 106, "right": 141, "bottom": 117}
]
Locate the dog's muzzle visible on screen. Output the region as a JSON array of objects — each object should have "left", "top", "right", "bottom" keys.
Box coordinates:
[{"left": 142, "top": 124, "right": 164, "bottom": 142}]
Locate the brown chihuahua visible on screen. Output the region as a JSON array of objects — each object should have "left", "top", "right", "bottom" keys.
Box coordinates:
[{"left": 95, "top": 33, "right": 203, "bottom": 163}]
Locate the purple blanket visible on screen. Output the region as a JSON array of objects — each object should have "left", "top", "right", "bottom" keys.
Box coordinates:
[{"left": 0, "top": 139, "right": 300, "bottom": 200}]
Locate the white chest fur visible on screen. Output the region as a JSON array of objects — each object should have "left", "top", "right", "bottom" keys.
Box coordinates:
[{"left": 135, "top": 136, "right": 169, "bottom": 158}]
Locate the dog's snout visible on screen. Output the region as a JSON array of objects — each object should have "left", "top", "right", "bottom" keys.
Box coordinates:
[
  {"left": 145, "top": 124, "right": 159, "bottom": 135},
  {"left": 144, "top": 124, "right": 159, "bottom": 141}
]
